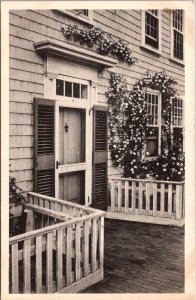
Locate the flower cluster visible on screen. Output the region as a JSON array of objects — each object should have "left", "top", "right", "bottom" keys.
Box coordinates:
[
  {"left": 61, "top": 25, "right": 137, "bottom": 65},
  {"left": 106, "top": 71, "right": 185, "bottom": 181}
]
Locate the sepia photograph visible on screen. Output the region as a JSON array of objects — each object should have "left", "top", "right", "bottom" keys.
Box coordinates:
[{"left": 1, "top": 1, "right": 195, "bottom": 299}]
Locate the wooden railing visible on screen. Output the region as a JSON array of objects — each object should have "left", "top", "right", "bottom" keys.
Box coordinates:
[
  {"left": 107, "top": 178, "right": 185, "bottom": 226},
  {"left": 9, "top": 193, "right": 105, "bottom": 294}
]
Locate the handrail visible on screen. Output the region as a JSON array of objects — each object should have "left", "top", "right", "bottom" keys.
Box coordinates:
[
  {"left": 109, "top": 177, "right": 185, "bottom": 185},
  {"left": 27, "top": 192, "right": 98, "bottom": 213},
  {"left": 9, "top": 210, "right": 105, "bottom": 244}
]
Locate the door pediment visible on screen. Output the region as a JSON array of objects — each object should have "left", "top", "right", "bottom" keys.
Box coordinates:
[{"left": 34, "top": 39, "right": 118, "bottom": 70}]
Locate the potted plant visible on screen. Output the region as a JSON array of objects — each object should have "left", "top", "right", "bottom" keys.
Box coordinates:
[{"left": 9, "top": 176, "right": 26, "bottom": 236}]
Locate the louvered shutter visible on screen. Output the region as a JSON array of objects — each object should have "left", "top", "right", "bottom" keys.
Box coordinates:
[
  {"left": 34, "top": 98, "right": 55, "bottom": 197},
  {"left": 92, "top": 105, "right": 108, "bottom": 210}
]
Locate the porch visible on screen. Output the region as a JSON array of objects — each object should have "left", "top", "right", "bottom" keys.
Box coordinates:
[{"left": 82, "top": 219, "right": 184, "bottom": 293}]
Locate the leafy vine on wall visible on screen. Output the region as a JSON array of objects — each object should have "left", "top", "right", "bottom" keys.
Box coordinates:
[
  {"left": 106, "top": 71, "right": 184, "bottom": 181},
  {"left": 61, "top": 25, "right": 137, "bottom": 65}
]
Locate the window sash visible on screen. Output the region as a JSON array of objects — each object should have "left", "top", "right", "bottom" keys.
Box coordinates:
[
  {"left": 172, "top": 10, "right": 184, "bottom": 61},
  {"left": 172, "top": 98, "right": 183, "bottom": 127},
  {"left": 145, "top": 91, "right": 161, "bottom": 158},
  {"left": 145, "top": 11, "right": 160, "bottom": 49}
]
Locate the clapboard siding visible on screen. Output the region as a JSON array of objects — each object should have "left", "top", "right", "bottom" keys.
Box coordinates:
[
  {"left": 9, "top": 148, "right": 33, "bottom": 159},
  {"left": 9, "top": 9, "right": 184, "bottom": 191}
]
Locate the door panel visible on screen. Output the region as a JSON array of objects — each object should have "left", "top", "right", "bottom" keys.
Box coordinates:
[
  {"left": 59, "top": 172, "right": 85, "bottom": 204},
  {"left": 58, "top": 107, "right": 86, "bottom": 204},
  {"left": 59, "top": 108, "right": 85, "bottom": 165}
]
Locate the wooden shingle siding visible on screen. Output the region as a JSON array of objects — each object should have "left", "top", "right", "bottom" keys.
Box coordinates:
[{"left": 9, "top": 9, "right": 184, "bottom": 191}]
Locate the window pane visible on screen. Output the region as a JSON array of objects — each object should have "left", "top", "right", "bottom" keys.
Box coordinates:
[
  {"left": 73, "top": 83, "right": 80, "bottom": 98},
  {"left": 56, "top": 79, "right": 64, "bottom": 96},
  {"left": 81, "top": 84, "right": 88, "bottom": 99},
  {"left": 146, "top": 128, "right": 159, "bottom": 157},
  {"left": 145, "top": 11, "right": 159, "bottom": 48},
  {"left": 65, "top": 81, "right": 72, "bottom": 97}
]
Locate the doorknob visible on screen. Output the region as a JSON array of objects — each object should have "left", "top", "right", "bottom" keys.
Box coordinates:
[
  {"left": 56, "top": 161, "right": 61, "bottom": 169},
  {"left": 64, "top": 122, "right": 69, "bottom": 133}
]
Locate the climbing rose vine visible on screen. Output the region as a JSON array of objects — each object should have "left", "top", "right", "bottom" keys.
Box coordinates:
[
  {"left": 106, "top": 71, "right": 184, "bottom": 181},
  {"left": 61, "top": 25, "right": 137, "bottom": 65}
]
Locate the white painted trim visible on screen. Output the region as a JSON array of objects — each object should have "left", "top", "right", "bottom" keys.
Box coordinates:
[
  {"left": 58, "top": 163, "right": 87, "bottom": 174},
  {"left": 55, "top": 9, "right": 94, "bottom": 26},
  {"left": 141, "top": 10, "right": 161, "bottom": 55},
  {"left": 105, "top": 211, "right": 185, "bottom": 227},
  {"left": 34, "top": 40, "right": 118, "bottom": 69}
]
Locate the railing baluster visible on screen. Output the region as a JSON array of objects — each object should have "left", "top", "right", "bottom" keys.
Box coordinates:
[
  {"left": 11, "top": 243, "right": 19, "bottom": 293},
  {"left": 146, "top": 182, "right": 150, "bottom": 215},
  {"left": 83, "top": 220, "right": 89, "bottom": 276},
  {"left": 99, "top": 217, "right": 104, "bottom": 274},
  {"left": 160, "top": 184, "right": 165, "bottom": 217},
  {"left": 111, "top": 180, "right": 115, "bottom": 212},
  {"left": 132, "top": 181, "right": 136, "bottom": 212},
  {"left": 138, "top": 182, "right": 143, "bottom": 214},
  {"left": 118, "top": 180, "right": 122, "bottom": 212},
  {"left": 24, "top": 239, "right": 31, "bottom": 293},
  {"left": 46, "top": 232, "right": 53, "bottom": 292},
  {"left": 125, "top": 181, "right": 129, "bottom": 213},
  {"left": 168, "top": 184, "right": 173, "bottom": 217},
  {"left": 75, "top": 223, "right": 81, "bottom": 281},
  {"left": 66, "top": 226, "right": 72, "bottom": 286},
  {"left": 56, "top": 229, "right": 63, "bottom": 291},
  {"left": 91, "top": 219, "right": 97, "bottom": 273},
  {"left": 153, "top": 183, "right": 157, "bottom": 216},
  {"left": 36, "top": 235, "right": 42, "bottom": 293},
  {"left": 176, "top": 185, "right": 182, "bottom": 219}
]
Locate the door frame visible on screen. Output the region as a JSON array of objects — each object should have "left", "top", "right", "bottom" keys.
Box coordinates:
[{"left": 54, "top": 82, "right": 93, "bottom": 206}]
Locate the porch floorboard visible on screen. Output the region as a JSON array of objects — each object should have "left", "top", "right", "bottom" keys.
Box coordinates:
[{"left": 82, "top": 219, "right": 184, "bottom": 293}]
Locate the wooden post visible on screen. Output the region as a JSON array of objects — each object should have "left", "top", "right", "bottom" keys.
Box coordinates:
[
  {"left": 46, "top": 232, "right": 53, "bottom": 292},
  {"left": 138, "top": 182, "right": 143, "bottom": 214},
  {"left": 56, "top": 229, "right": 63, "bottom": 291},
  {"left": 24, "top": 239, "right": 31, "bottom": 293},
  {"left": 124, "top": 181, "right": 129, "bottom": 213},
  {"left": 25, "top": 209, "right": 36, "bottom": 232},
  {"left": 132, "top": 181, "right": 136, "bottom": 213},
  {"left": 75, "top": 223, "right": 81, "bottom": 281},
  {"left": 176, "top": 185, "right": 182, "bottom": 219},
  {"left": 160, "top": 184, "right": 165, "bottom": 217},
  {"left": 117, "top": 180, "right": 122, "bottom": 212},
  {"left": 35, "top": 235, "right": 43, "bottom": 293},
  {"left": 168, "top": 184, "right": 173, "bottom": 217},
  {"left": 146, "top": 182, "right": 150, "bottom": 215},
  {"left": 153, "top": 183, "right": 157, "bottom": 217},
  {"left": 91, "top": 219, "right": 97, "bottom": 273},
  {"left": 111, "top": 180, "right": 115, "bottom": 212},
  {"left": 11, "top": 243, "right": 19, "bottom": 293}
]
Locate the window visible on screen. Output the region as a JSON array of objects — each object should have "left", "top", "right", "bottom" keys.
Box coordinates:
[
  {"left": 172, "top": 98, "right": 183, "bottom": 127},
  {"left": 56, "top": 79, "right": 88, "bottom": 99},
  {"left": 172, "top": 98, "right": 184, "bottom": 150},
  {"left": 55, "top": 9, "right": 93, "bottom": 25},
  {"left": 171, "top": 10, "right": 184, "bottom": 62},
  {"left": 141, "top": 10, "right": 161, "bottom": 53},
  {"left": 145, "top": 92, "right": 161, "bottom": 158}
]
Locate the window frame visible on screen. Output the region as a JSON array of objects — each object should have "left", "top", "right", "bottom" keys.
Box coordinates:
[
  {"left": 172, "top": 96, "right": 184, "bottom": 151},
  {"left": 55, "top": 9, "right": 93, "bottom": 25},
  {"left": 141, "top": 10, "right": 162, "bottom": 55},
  {"left": 170, "top": 9, "right": 184, "bottom": 65},
  {"left": 145, "top": 89, "right": 162, "bottom": 159}
]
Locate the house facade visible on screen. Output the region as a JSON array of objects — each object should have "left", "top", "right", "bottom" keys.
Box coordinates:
[{"left": 9, "top": 9, "right": 185, "bottom": 210}]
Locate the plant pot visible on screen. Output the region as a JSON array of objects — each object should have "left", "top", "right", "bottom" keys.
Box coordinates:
[{"left": 9, "top": 204, "right": 24, "bottom": 218}]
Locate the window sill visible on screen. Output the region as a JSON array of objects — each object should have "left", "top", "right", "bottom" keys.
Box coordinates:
[
  {"left": 169, "top": 57, "right": 185, "bottom": 67},
  {"left": 54, "top": 9, "right": 94, "bottom": 26},
  {"left": 140, "top": 44, "right": 161, "bottom": 57}
]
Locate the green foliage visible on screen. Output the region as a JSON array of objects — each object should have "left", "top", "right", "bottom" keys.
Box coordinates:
[
  {"left": 106, "top": 71, "right": 185, "bottom": 181},
  {"left": 61, "top": 25, "right": 137, "bottom": 65},
  {"left": 9, "top": 176, "right": 26, "bottom": 206}
]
